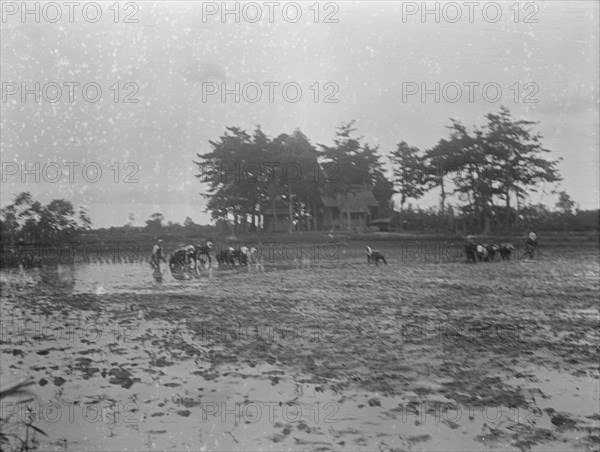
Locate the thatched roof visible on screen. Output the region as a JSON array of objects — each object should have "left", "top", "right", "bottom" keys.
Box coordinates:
[{"left": 321, "top": 190, "right": 379, "bottom": 213}]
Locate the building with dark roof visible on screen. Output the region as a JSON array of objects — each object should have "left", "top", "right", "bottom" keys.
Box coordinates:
[
  {"left": 320, "top": 188, "right": 379, "bottom": 231},
  {"left": 261, "top": 186, "right": 381, "bottom": 232}
]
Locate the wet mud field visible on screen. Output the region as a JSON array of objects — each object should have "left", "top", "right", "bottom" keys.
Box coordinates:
[{"left": 1, "top": 240, "right": 598, "bottom": 451}]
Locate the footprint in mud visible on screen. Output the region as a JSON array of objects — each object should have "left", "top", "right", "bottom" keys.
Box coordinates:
[
  {"left": 407, "top": 434, "right": 432, "bottom": 444},
  {"left": 512, "top": 428, "right": 557, "bottom": 450},
  {"left": 367, "top": 398, "right": 381, "bottom": 407},
  {"left": 297, "top": 421, "right": 311, "bottom": 433},
  {"left": 442, "top": 419, "right": 461, "bottom": 429},
  {"left": 270, "top": 433, "right": 286, "bottom": 443},
  {"left": 270, "top": 425, "right": 293, "bottom": 443},
  {"left": 108, "top": 344, "right": 128, "bottom": 355},
  {"left": 475, "top": 426, "right": 512, "bottom": 446},
  {"left": 73, "top": 357, "right": 100, "bottom": 380},
  {"left": 150, "top": 356, "right": 173, "bottom": 367},
  {"left": 547, "top": 410, "right": 578, "bottom": 429},
  {"left": 177, "top": 397, "right": 201, "bottom": 409},
  {"left": 108, "top": 367, "right": 140, "bottom": 389},
  {"left": 353, "top": 437, "right": 369, "bottom": 446}
]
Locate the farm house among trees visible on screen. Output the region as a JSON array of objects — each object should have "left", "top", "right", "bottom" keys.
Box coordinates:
[
  {"left": 1, "top": 108, "right": 586, "bottom": 241},
  {"left": 320, "top": 188, "right": 380, "bottom": 231},
  {"left": 194, "top": 107, "right": 572, "bottom": 234},
  {"left": 261, "top": 187, "right": 380, "bottom": 232},
  {"left": 194, "top": 121, "right": 395, "bottom": 233}
]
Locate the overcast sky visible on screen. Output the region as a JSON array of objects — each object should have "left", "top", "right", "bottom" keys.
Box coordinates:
[{"left": 1, "top": 1, "right": 598, "bottom": 228}]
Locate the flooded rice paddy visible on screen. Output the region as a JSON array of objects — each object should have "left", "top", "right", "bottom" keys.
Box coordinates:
[{"left": 1, "top": 248, "right": 598, "bottom": 451}]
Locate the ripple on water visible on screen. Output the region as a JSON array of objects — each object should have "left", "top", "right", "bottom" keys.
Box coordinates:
[{"left": 1, "top": 263, "right": 214, "bottom": 295}]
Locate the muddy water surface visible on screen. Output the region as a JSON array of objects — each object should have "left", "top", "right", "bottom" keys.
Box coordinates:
[{"left": 1, "top": 257, "right": 598, "bottom": 451}]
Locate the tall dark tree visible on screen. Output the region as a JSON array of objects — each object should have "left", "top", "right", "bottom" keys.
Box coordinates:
[
  {"left": 390, "top": 141, "right": 426, "bottom": 229},
  {"left": 184, "top": 216, "right": 196, "bottom": 227},
  {"left": 196, "top": 125, "right": 323, "bottom": 233},
  {"left": 445, "top": 122, "right": 500, "bottom": 234},
  {"left": 372, "top": 170, "right": 395, "bottom": 218},
  {"left": 556, "top": 191, "right": 576, "bottom": 215},
  {"left": 240, "top": 126, "right": 272, "bottom": 232},
  {"left": 484, "top": 106, "right": 562, "bottom": 228},
  {"left": 273, "top": 130, "right": 321, "bottom": 232},
  {"left": 423, "top": 138, "right": 463, "bottom": 217},
  {"left": 319, "top": 121, "right": 385, "bottom": 230},
  {"left": 145, "top": 212, "right": 164, "bottom": 233},
  {"left": 0, "top": 192, "right": 87, "bottom": 242},
  {"left": 424, "top": 108, "right": 563, "bottom": 233},
  {"left": 194, "top": 126, "right": 254, "bottom": 231},
  {"left": 78, "top": 206, "right": 92, "bottom": 231},
  {"left": 21, "top": 201, "right": 45, "bottom": 242}
]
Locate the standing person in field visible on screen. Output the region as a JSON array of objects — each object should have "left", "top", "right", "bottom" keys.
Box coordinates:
[
  {"left": 524, "top": 231, "right": 538, "bottom": 260},
  {"left": 150, "top": 239, "right": 166, "bottom": 269}
]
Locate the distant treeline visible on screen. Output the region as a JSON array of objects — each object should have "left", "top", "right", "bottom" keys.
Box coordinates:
[
  {"left": 0, "top": 190, "right": 597, "bottom": 269},
  {"left": 196, "top": 106, "right": 568, "bottom": 234},
  {"left": 0, "top": 192, "right": 92, "bottom": 245},
  {"left": 1, "top": 106, "right": 598, "bottom": 250},
  {"left": 393, "top": 204, "right": 599, "bottom": 233}
]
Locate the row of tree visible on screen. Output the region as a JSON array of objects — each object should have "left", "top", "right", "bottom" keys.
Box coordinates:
[
  {"left": 392, "top": 106, "right": 561, "bottom": 233},
  {"left": 381, "top": 198, "right": 595, "bottom": 233},
  {"left": 0, "top": 192, "right": 92, "bottom": 244},
  {"left": 196, "top": 106, "right": 563, "bottom": 234},
  {"left": 194, "top": 123, "right": 394, "bottom": 232},
  {"left": 137, "top": 191, "right": 593, "bottom": 237},
  {"left": 0, "top": 107, "right": 583, "bottom": 242}
]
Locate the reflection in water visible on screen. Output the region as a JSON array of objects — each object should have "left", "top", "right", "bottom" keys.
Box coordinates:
[
  {"left": 152, "top": 267, "right": 163, "bottom": 283},
  {"left": 0, "top": 261, "right": 208, "bottom": 294}
]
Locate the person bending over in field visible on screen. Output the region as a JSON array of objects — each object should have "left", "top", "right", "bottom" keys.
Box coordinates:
[
  {"left": 485, "top": 244, "right": 499, "bottom": 261},
  {"left": 193, "top": 241, "right": 213, "bottom": 271},
  {"left": 248, "top": 247, "right": 259, "bottom": 265},
  {"left": 499, "top": 243, "right": 515, "bottom": 260},
  {"left": 465, "top": 239, "right": 478, "bottom": 263},
  {"left": 465, "top": 237, "right": 488, "bottom": 263},
  {"left": 238, "top": 246, "right": 258, "bottom": 266},
  {"left": 237, "top": 246, "right": 249, "bottom": 266},
  {"left": 216, "top": 247, "right": 236, "bottom": 267},
  {"left": 366, "top": 246, "right": 387, "bottom": 265},
  {"left": 169, "top": 246, "right": 195, "bottom": 272},
  {"left": 476, "top": 244, "right": 489, "bottom": 261}
]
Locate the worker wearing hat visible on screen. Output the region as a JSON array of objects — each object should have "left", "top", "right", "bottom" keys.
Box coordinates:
[
  {"left": 524, "top": 231, "right": 538, "bottom": 260},
  {"left": 150, "top": 238, "right": 166, "bottom": 269}
]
